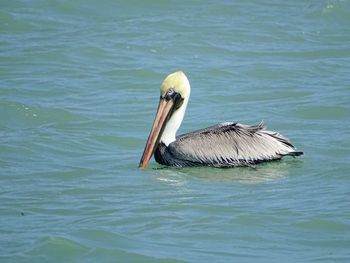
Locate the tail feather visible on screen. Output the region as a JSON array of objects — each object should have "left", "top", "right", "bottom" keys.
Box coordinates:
[{"left": 285, "top": 151, "right": 303, "bottom": 157}]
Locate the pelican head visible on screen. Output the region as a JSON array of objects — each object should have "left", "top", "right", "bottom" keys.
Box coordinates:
[
  {"left": 160, "top": 71, "right": 191, "bottom": 102},
  {"left": 139, "top": 71, "right": 191, "bottom": 168}
]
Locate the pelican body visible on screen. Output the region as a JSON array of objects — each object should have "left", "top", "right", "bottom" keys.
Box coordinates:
[{"left": 139, "top": 71, "right": 303, "bottom": 168}]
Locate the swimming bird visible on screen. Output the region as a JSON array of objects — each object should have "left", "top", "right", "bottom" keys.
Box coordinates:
[{"left": 139, "top": 71, "right": 303, "bottom": 168}]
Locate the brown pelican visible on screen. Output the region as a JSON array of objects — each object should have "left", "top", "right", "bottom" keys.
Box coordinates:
[{"left": 139, "top": 71, "right": 303, "bottom": 168}]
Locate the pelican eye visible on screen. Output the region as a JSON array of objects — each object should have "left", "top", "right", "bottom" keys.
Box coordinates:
[{"left": 165, "top": 88, "right": 175, "bottom": 100}]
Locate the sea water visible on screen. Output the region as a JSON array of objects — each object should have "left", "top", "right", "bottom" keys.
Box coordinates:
[{"left": 1, "top": 1, "right": 350, "bottom": 262}]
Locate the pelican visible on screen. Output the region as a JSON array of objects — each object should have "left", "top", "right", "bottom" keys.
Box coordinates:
[{"left": 139, "top": 71, "right": 303, "bottom": 168}]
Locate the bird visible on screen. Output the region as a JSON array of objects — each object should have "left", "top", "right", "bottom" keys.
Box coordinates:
[{"left": 139, "top": 71, "right": 303, "bottom": 168}]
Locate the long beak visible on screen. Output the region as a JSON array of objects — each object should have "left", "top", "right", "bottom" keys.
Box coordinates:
[{"left": 139, "top": 98, "right": 174, "bottom": 168}]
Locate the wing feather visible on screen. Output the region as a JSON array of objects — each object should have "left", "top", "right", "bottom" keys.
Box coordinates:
[{"left": 168, "top": 122, "right": 301, "bottom": 167}]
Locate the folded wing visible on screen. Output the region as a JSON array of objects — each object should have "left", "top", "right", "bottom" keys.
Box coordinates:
[{"left": 168, "top": 122, "right": 302, "bottom": 167}]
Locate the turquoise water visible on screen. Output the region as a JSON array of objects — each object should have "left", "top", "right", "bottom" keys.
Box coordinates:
[{"left": 1, "top": 0, "right": 350, "bottom": 262}]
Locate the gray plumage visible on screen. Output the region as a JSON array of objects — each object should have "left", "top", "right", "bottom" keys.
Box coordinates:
[{"left": 154, "top": 122, "right": 303, "bottom": 167}]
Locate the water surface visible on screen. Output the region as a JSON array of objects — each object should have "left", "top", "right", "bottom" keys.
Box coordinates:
[{"left": 1, "top": 1, "right": 350, "bottom": 262}]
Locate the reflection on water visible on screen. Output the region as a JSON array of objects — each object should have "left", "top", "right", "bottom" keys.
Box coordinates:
[
  {"left": 152, "top": 167, "right": 189, "bottom": 187},
  {"left": 153, "top": 159, "right": 303, "bottom": 185}
]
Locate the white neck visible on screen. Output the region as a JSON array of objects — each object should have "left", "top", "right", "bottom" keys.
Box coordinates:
[{"left": 160, "top": 98, "right": 189, "bottom": 146}]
